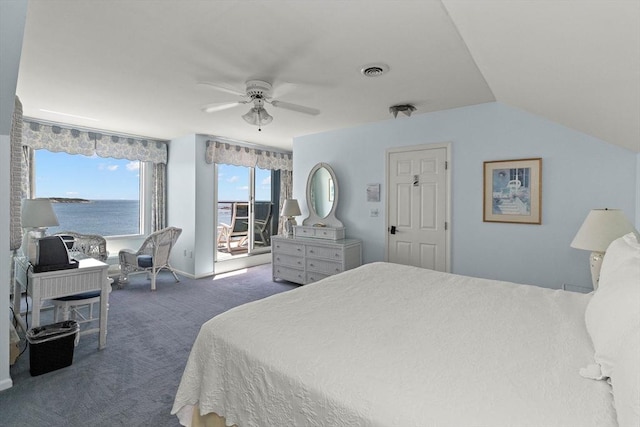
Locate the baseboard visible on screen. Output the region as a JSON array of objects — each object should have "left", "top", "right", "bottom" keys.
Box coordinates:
[
  {"left": 0, "top": 377, "right": 13, "bottom": 392},
  {"left": 173, "top": 254, "right": 272, "bottom": 279}
]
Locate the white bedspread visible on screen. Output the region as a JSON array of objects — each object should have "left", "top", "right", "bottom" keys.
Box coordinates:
[{"left": 172, "top": 262, "right": 616, "bottom": 427}]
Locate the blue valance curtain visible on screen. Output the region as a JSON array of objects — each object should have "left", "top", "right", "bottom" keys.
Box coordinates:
[
  {"left": 205, "top": 140, "right": 292, "bottom": 171},
  {"left": 22, "top": 120, "right": 168, "bottom": 164}
]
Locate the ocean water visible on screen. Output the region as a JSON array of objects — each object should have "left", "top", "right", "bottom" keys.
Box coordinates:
[
  {"left": 47, "top": 200, "right": 252, "bottom": 236},
  {"left": 47, "top": 199, "right": 234, "bottom": 237},
  {"left": 48, "top": 200, "right": 140, "bottom": 237}
]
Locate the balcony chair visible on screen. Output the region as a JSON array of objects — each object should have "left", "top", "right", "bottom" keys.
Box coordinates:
[
  {"left": 217, "top": 202, "right": 249, "bottom": 252},
  {"left": 51, "top": 232, "right": 112, "bottom": 337},
  {"left": 254, "top": 202, "right": 273, "bottom": 246},
  {"left": 118, "top": 226, "right": 182, "bottom": 291}
]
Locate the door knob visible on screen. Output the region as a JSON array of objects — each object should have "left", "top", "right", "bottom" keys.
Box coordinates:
[{"left": 389, "top": 225, "right": 397, "bottom": 234}]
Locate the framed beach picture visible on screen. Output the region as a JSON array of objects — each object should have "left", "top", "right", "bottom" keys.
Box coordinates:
[{"left": 483, "top": 158, "right": 542, "bottom": 224}]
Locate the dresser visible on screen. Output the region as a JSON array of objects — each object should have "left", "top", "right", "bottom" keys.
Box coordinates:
[{"left": 272, "top": 236, "right": 362, "bottom": 285}]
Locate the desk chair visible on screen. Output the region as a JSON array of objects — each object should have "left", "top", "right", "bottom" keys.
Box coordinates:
[{"left": 51, "top": 232, "right": 112, "bottom": 337}]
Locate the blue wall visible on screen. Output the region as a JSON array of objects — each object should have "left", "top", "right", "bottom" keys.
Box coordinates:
[{"left": 293, "top": 102, "right": 637, "bottom": 289}]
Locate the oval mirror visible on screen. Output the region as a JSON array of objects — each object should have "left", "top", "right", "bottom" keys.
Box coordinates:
[
  {"left": 303, "top": 163, "right": 343, "bottom": 228},
  {"left": 310, "top": 166, "right": 333, "bottom": 218}
]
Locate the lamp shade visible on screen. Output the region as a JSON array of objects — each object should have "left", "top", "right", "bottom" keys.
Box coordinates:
[
  {"left": 242, "top": 107, "right": 273, "bottom": 126},
  {"left": 21, "top": 198, "right": 59, "bottom": 228},
  {"left": 281, "top": 199, "right": 301, "bottom": 217},
  {"left": 570, "top": 209, "right": 636, "bottom": 252}
]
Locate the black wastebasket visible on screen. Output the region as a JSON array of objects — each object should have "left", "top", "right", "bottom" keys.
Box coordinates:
[{"left": 26, "top": 320, "right": 80, "bottom": 376}]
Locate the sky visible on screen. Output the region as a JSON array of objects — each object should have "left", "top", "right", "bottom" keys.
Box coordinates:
[
  {"left": 218, "top": 164, "right": 272, "bottom": 202},
  {"left": 35, "top": 150, "right": 140, "bottom": 200},
  {"left": 35, "top": 150, "right": 272, "bottom": 201}
]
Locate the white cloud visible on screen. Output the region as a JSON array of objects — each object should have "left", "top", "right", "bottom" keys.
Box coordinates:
[
  {"left": 107, "top": 165, "right": 118, "bottom": 171},
  {"left": 261, "top": 176, "right": 271, "bottom": 185},
  {"left": 227, "top": 176, "right": 239, "bottom": 183},
  {"left": 66, "top": 191, "right": 79, "bottom": 196},
  {"left": 238, "top": 186, "right": 249, "bottom": 191},
  {"left": 126, "top": 161, "right": 139, "bottom": 171}
]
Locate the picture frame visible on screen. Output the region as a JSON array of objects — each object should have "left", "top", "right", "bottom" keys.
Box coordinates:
[
  {"left": 483, "top": 158, "right": 542, "bottom": 224},
  {"left": 366, "top": 183, "right": 380, "bottom": 202}
]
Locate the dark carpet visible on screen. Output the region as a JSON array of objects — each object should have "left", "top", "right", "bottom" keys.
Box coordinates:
[{"left": 0, "top": 264, "right": 297, "bottom": 427}]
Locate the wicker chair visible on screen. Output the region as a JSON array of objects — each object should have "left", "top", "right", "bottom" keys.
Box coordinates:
[
  {"left": 51, "top": 232, "right": 112, "bottom": 337},
  {"left": 118, "top": 226, "right": 182, "bottom": 291}
]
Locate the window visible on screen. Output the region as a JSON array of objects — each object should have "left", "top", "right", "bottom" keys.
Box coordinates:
[{"left": 34, "top": 150, "right": 143, "bottom": 237}]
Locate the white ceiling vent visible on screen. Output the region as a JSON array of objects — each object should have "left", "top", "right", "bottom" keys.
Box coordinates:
[{"left": 360, "top": 63, "right": 390, "bottom": 77}]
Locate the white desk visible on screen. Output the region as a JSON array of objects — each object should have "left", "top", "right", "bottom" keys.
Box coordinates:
[{"left": 13, "top": 256, "right": 110, "bottom": 349}]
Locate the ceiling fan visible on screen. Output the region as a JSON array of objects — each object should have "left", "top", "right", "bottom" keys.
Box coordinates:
[{"left": 199, "top": 80, "right": 320, "bottom": 131}]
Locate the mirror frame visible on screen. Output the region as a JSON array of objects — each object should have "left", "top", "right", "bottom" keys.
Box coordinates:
[{"left": 302, "top": 162, "right": 343, "bottom": 228}]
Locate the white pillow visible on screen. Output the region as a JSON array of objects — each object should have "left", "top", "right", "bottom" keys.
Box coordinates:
[
  {"left": 598, "top": 232, "right": 640, "bottom": 290},
  {"left": 584, "top": 232, "right": 640, "bottom": 427}
]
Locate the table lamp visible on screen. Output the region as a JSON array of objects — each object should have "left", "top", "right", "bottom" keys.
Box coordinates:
[
  {"left": 570, "top": 208, "right": 636, "bottom": 289},
  {"left": 281, "top": 199, "right": 301, "bottom": 238},
  {"left": 21, "top": 198, "right": 60, "bottom": 264}
]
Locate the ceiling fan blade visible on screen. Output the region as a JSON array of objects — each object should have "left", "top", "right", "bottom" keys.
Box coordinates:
[
  {"left": 270, "top": 100, "right": 320, "bottom": 116},
  {"left": 201, "top": 101, "right": 244, "bottom": 113},
  {"left": 197, "top": 81, "right": 246, "bottom": 97},
  {"left": 270, "top": 82, "right": 298, "bottom": 99}
]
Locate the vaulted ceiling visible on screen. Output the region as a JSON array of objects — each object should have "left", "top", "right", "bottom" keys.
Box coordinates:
[{"left": 16, "top": 1, "right": 640, "bottom": 152}]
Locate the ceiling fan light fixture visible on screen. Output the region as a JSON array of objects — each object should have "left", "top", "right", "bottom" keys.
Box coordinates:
[{"left": 242, "top": 106, "right": 273, "bottom": 131}]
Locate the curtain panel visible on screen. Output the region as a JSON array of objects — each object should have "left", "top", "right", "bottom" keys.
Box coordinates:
[
  {"left": 278, "top": 169, "right": 293, "bottom": 235},
  {"left": 151, "top": 163, "right": 167, "bottom": 232},
  {"left": 22, "top": 120, "right": 168, "bottom": 164},
  {"left": 205, "top": 140, "right": 292, "bottom": 171},
  {"left": 10, "top": 96, "right": 25, "bottom": 251}
]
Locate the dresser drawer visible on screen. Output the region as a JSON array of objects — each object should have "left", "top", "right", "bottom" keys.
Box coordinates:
[
  {"left": 294, "top": 226, "right": 345, "bottom": 240},
  {"left": 294, "top": 226, "right": 316, "bottom": 238},
  {"left": 306, "top": 271, "right": 330, "bottom": 284},
  {"left": 306, "top": 245, "right": 343, "bottom": 260},
  {"left": 272, "top": 240, "right": 305, "bottom": 256},
  {"left": 273, "top": 265, "right": 305, "bottom": 284},
  {"left": 306, "top": 258, "right": 343, "bottom": 275},
  {"left": 273, "top": 253, "right": 304, "bottom": 269}
]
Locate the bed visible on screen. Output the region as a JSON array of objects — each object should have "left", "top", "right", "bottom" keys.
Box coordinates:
[{"left": 172, "top": 233, "right": 640, "bottom": 427}]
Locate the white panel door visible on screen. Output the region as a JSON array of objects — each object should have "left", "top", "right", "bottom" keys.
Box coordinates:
[{"left": 387, "top": 145, "right": 449, "bottom": 271}]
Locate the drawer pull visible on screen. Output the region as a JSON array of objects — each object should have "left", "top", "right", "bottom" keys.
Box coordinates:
[
  {"left": 309, "top": 249, "right": 314, "bottom": 253},
  {"left": 297, "top": 248, "right": 302, "bottom": 252},
  {"left": 309, "top": 263, "right": 314, "bottom": 267}
]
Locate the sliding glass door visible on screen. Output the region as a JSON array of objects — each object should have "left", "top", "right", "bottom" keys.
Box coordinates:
[{"left": 215, "top": 163, "right": 278, "bottom": 262}]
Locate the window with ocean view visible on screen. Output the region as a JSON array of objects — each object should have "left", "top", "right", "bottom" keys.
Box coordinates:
[{"left": 35, "top": 150, "right": 142, "bottom": 237}]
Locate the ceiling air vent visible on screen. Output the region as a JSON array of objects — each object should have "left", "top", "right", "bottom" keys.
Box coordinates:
[{"left": 360, "top": 63, "right": 389, "bottom": 77}]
